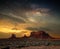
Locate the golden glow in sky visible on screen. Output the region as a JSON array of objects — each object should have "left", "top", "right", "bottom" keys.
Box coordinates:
[
  {"left": 0, "top": 19, "right": 32, "bottom": 38},
  {"left": 0, "top": 28, "right": 23, "bottom": 33},
  {"left": 0, "top": 27, "right": 31, "bottom": 37}
]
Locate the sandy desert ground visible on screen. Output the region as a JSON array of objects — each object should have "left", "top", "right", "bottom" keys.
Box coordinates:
[
  {"left": 21, "top": 46, "right": 60, "bottom": 49},
  {"left": 0, "top": 46, "right": 60, "bottom": 49}
]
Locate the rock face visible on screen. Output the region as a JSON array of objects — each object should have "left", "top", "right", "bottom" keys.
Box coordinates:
[
  {"left": 30, "top": 31, "right": 54, "bottom": 39},
  {"left": 9, "top": 31, "right": 54, "bottom": 39},
  {"left": 9, "top": 34, "right": 17, "bottom": 39}
]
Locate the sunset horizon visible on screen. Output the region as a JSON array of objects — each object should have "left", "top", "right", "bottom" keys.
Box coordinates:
[{"left": 0, "top": 0, "right": 60, "bottom": 49}]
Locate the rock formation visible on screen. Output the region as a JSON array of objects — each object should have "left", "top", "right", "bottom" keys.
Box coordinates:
[{"left": 30, "top": 31, "right": 54, "bottom": 39}]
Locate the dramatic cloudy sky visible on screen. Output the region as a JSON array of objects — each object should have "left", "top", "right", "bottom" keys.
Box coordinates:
[{"left": 0, "top": 0, "right": 60, "bottom": 38}]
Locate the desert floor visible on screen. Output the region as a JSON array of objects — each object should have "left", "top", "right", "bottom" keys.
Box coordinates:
[{"left": 21, "top": 46, "right": 60, "bottom": 49}]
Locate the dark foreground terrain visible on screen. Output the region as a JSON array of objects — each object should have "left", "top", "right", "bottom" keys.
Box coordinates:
[
  {"left": 21, "top": 46, "right": 60, "bottom": 49},
  {"left": 0, "top": 46, "right": 60, "bottom": 49},
  {"left": 0, "top": 38, "right": 60, "bottom": 49}
]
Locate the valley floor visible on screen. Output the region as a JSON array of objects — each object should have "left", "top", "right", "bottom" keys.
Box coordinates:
[{"left": 21, "top": 46, "right": 60, "bottom": 49}]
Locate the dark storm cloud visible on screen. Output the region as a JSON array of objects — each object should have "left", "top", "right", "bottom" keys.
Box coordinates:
[
  {"left": 0, "top": 0, "right": 60, "bottom": 22},
  {"left": 0, "top": 13, "right": 26, "bottom": 23},
  {"left": 26, "top": 24, "right": 60, "bottom": 34},
  {"left": 0, "top": 0, "right": 60, "bottom": 32},
  {"left": 0, "top": 0, "right": 60, "bottom": 11},
  {"left": 26, "top": 26, "right": 53, "bottom": 31}
]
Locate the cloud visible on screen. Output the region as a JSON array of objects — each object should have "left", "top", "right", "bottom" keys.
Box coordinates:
[
  {"left": 0, "top": 13, "right": 26, "bottom": 23},
  {"left": 0, "top": 0, "right": 60, "bottom": 33},
  {"left": 26, "top": 27, "right": 52, "bottom": 32}
]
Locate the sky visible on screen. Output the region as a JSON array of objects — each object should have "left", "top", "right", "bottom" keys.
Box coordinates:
[{"left": 0, "top": 0, "right": 60, "bottom": 38}]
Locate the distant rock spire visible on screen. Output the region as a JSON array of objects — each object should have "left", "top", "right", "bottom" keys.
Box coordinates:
[{"left": 9, "top": 34, "right": 16, "bottom": 39}]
